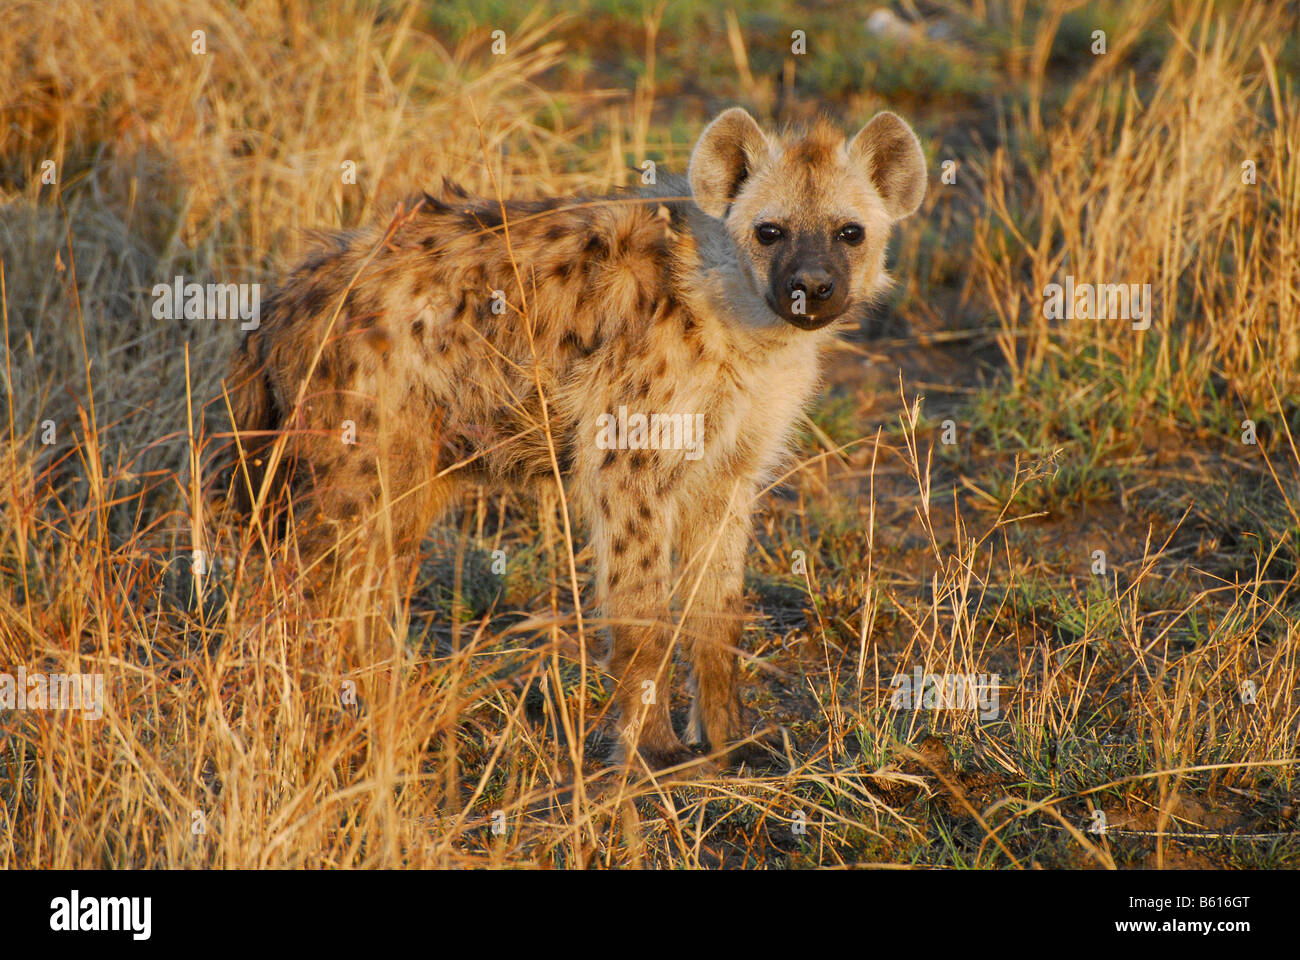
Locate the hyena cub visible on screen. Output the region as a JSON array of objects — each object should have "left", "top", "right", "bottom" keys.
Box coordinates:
[{"left": 223, "top": 107, "right": 926, "bottom": 769}]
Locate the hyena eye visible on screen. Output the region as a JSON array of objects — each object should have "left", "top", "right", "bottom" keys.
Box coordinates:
[
  {"left": 837, "top": 224, "right": 864, "bottom": 245},
  {"left": 755, "top": 223, "right": 785, "bottom": 245}
]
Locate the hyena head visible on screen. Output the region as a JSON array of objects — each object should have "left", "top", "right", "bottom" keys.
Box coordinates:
[{"left": 688, "top": 108, "right": 926, "bottom": 330}]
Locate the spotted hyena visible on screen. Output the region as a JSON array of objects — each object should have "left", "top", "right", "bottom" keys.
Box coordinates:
[{"left": 222, "top": 107, "right": 926, "bottom": 769}]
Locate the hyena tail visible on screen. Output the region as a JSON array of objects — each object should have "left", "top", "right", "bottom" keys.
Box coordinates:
[{"left": 220, "top": 335, "right": 282, "bottom": 515}]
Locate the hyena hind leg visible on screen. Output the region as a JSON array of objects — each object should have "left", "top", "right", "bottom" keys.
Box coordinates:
[{"left": 288, "top": 443, "right": 453, "bottom": 606}]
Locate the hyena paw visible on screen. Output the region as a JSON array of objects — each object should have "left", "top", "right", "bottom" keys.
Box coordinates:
[
  {"left": 721, "top": 725, "right": 788, "bottom": 771},
  {"left": 634, "top": 744, "right": 698, "bottom": 771},
  {"left": 612, "top": 739, "right": 712, "bottom": 776}
]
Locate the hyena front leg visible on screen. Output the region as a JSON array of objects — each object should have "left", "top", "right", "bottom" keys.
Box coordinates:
[
  {"left": 593, "top": 477, "right": 691, "bottom": 769},
  {"left": 676, "top": 485, "right": 751, "bottom": 755}
]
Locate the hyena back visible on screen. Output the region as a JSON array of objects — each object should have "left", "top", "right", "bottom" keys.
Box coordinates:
[{"left": 223, "top": 107, "right": 926, "bottom": 769}]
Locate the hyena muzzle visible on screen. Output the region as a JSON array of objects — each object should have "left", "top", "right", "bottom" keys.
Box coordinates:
[{"left": 220, "top": 107, "right": 926, "bottom": 770}]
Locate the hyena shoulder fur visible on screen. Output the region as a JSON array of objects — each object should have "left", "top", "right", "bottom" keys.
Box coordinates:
[{"left": 222, "top": 108, "right": 926, "bottom": 769}]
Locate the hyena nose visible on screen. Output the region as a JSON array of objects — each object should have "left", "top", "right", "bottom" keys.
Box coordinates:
[{"left": 789, "top": 270, "right": 835, "bottom": 302}]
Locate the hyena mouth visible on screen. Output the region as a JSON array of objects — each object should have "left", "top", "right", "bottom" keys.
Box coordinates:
[{"left": 765, "top": 293, "right": 843, "bottom": 331}]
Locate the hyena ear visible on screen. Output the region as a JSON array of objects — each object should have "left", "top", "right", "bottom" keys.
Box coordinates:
[
  {"left": 848, "top": 112, "right": 927, "bottom": 221},
  {"left": 689, "top": 107, "right": 770, "bottom": 219}
]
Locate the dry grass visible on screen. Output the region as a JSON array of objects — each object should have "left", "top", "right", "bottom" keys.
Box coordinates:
[{"left": 1, "top": 0, "right": 1296, "bottom": 868}]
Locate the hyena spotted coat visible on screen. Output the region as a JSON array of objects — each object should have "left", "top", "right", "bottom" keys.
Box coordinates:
[{"left": 223, "top": 108, "right": 926, "bottom": 769}]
